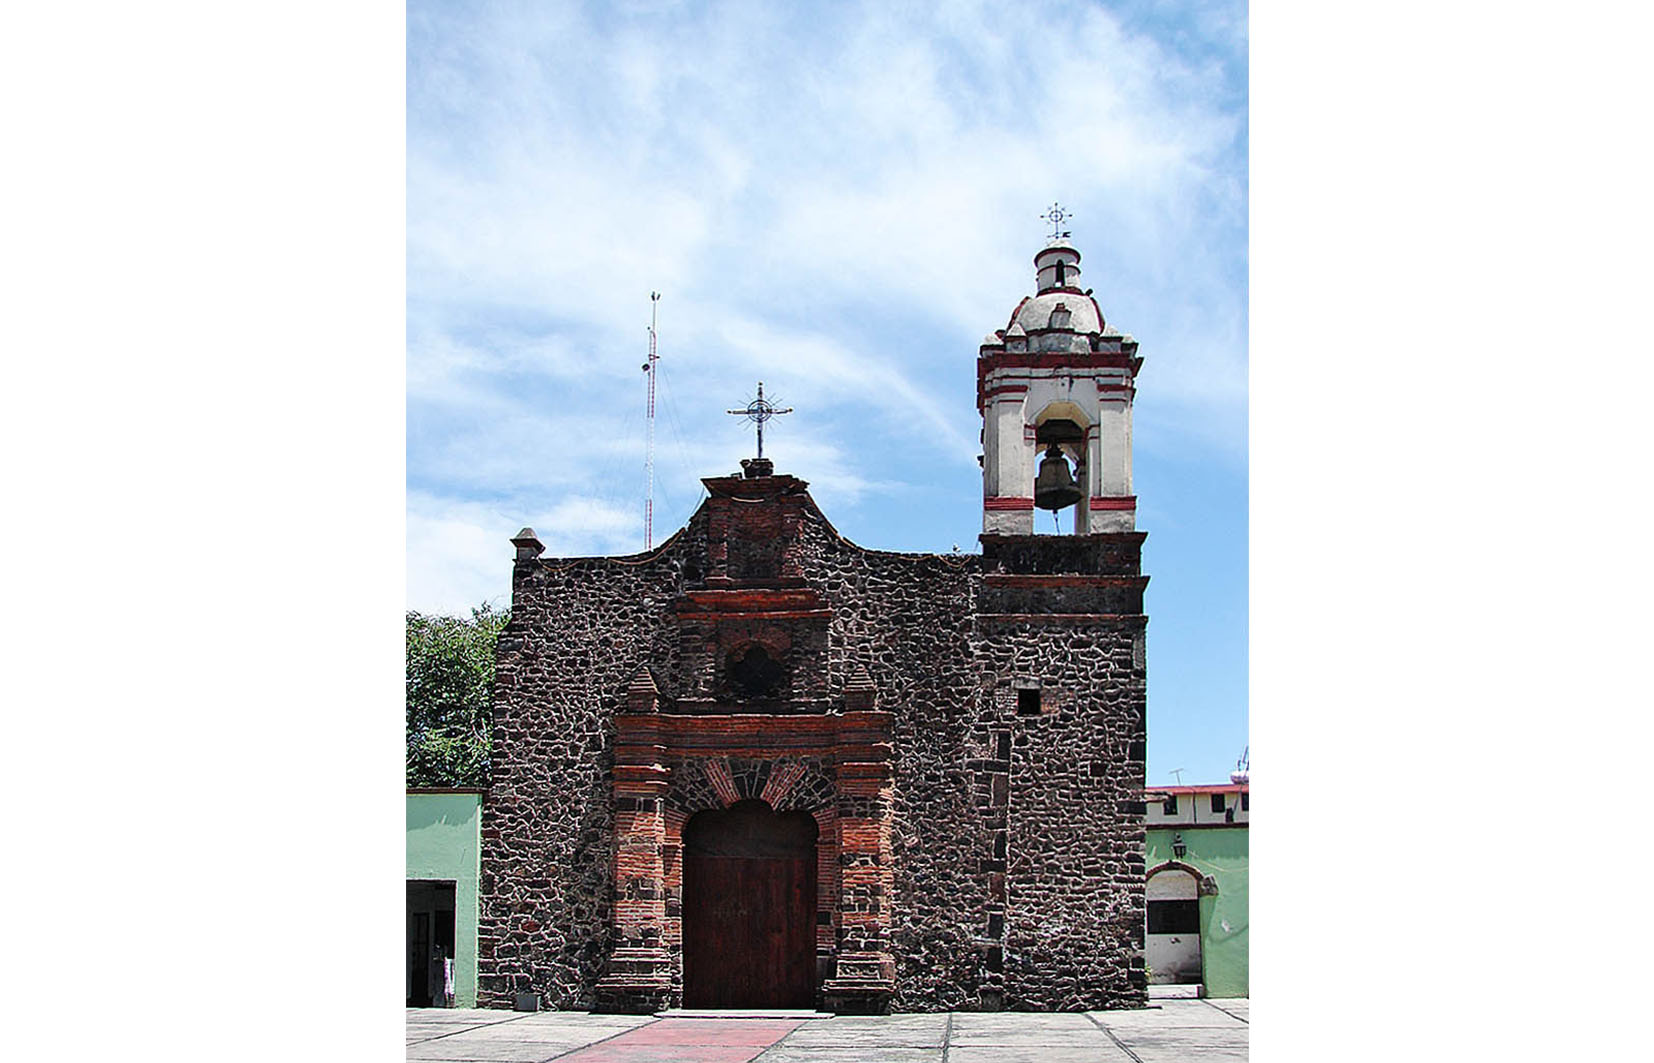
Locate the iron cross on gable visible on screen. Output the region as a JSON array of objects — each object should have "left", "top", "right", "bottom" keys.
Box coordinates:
[{"left": 727, "top": 381, "right": 793, "bottom": 459}]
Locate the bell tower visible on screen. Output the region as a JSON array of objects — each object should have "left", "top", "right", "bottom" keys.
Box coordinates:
[{"left": 977, "top": 234, "right": 1142, "bottom": 534}]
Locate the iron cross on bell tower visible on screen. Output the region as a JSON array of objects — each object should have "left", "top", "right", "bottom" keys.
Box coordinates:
[
  {"left": 1041, "top": 202, "right": 1076, "bottom": 286},
  {"left": 727, "top": 381, "right": 793, "bottom": 461},
  {"left": 1041, "top": 202, "right": 1073, "bottom": 240}
]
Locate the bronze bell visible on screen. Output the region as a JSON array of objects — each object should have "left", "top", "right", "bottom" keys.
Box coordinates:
[{"left": 1034, "top": 443, "right": 1082, "bottom": 512}]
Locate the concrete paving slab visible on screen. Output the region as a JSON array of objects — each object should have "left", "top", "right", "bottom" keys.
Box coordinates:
[
  {"left": 950, "top": 1013, "right": 1098, "bottom": 1033},
  {"left": 406, "top": 1039, "right": 580, "bottom": 1061},
  {"left": 950, "top": 1012, "right": 1099, "bottom": 1024},
  {"left": 406, "top": 1024, "right": 555, "bottom": 1038},
  {"left": 948, "top": 1014, "right": 1116, "bottom": 1048},
  {"left": 949, "top": 1032, "right": 1120, "bottom": 1049},
  {"left": 414, "top": 1035, "right": 625, "bottom": 1054},
  {"left": 510, "top": 1013, "right": 656, "bottom": 1024},
  {"left": 1111, "top": 1038, "right": 1250, "bottom": 1057},
  {"left": 1204, "top": 1000, "right": 1248, "bottom": 1022},
  {"left": 755, "top": 1049, "right": 943, "bottom": 1063},
  {"left": 408, "top": 1030, "right": 496, "bottom": 1046},
  {"left": 406, "top": 1010, "right": 528, "bottom": 1025},
  {"left": 408, "top": 1025, "right": 480, "bottom": 1038},
  {"left": 1125, "top": 1047, "right": 1248, "bottom": 1063},
  {"left": 772, "top": 1015, "right": 947, "bottom": 1048},
  {"left": 770, "top": 1030, "right": 944, "bottom": 1049},
  {"left": 949, "top": 1046, "right": 1135, "bottom": 1063},
  {"left": 1109, "top": 1029, "right": 1249, "bottom": 1048},
  {"left": 1087, "top": 1005, "right": 1246, "bottom": 1029},
  {"left": 786, "top": 1015, "right": 948, "bottom": 1028}
]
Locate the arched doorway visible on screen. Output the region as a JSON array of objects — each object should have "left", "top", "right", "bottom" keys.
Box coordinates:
[
  {"left": 682, "top": 799, "right": 818, "bottom": 1008},
  {"left": 1146, "top": 866, "right": 1203, "bottom": 985}
]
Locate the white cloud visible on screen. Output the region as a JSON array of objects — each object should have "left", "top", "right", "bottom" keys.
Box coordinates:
[
  {"left": 407, "top": 489, "right": 647, "bottom": 616},
  {"left": 407, "top": 0, "right": 1247, "bottom": 614},
  {"left": 406, "top": 494, "right": 516, "bottom": 617}
]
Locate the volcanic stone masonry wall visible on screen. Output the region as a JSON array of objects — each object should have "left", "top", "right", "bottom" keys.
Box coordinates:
[{"left": 477, "top": 490, "right": 1147, "bottom": 1011}]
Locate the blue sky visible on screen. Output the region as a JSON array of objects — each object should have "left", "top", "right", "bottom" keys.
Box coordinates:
[{"left": 407, "top": 0, "right": 1248, "bottom": 786}]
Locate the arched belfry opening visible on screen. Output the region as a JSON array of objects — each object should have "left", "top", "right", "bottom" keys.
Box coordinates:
[
  {"left": 682, "top": 799, "right": 819, "bottom": 1008},
  {"left": 1027, "top": 403, "right": 1090, "bottom": 532},
  {"left": 1033, "top": 411, "right": 1086, "bottom": 531}
]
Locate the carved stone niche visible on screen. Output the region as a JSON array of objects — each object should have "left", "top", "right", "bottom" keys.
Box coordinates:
[
  {"left": 727, "top": 642, "right": 786, "bottom": 700},
  {"left": 672, "top": 586, "right": 834, "bottom": 714}
]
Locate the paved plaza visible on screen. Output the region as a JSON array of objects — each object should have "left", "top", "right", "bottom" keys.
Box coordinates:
[{"left": 405, "top": 997, "right": 1249, "bottom": 1062}]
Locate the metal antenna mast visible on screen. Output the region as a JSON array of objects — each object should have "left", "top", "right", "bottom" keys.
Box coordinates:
[{"left": 643, "top": 292, "right": 661, "bottom": 550}]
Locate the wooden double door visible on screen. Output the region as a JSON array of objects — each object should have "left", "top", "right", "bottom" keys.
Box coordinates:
[{"left": 682, "top": 799, "right": 818, "bottom": 1008}]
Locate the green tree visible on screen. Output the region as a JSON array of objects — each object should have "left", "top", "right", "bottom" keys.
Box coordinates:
[{"left": 406, "top": 602, "right": 508, "bottom": 787}]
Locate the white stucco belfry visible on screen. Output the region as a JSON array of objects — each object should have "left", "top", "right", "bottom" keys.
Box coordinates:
[{"left": 977, "top": 238, "right": 1142, "bottom": 534}]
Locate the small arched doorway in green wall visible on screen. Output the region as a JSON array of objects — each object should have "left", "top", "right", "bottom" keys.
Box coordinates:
[
  {"left": 682, "top": 799, "right": 818, "bottom": 1008},
  {"left": 1146, "top": 866, "right": 1203, "bottom": 985}
]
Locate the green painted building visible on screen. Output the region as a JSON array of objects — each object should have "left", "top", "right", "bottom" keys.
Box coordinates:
[
  {"left": 1143, "top": 782, "right": 1249, "bottom": 998},
  {"left": 407, "top": 789, "right": 484, "bottom": 1008}
]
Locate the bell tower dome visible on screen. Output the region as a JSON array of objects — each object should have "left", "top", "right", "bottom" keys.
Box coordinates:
[{"left": 976, "top": 235, "right": 1143, "bottom": 535}]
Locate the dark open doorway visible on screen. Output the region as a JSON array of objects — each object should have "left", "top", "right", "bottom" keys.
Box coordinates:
[
  {"left": 407, "top": 879, "right": 456, "bottom": 1007},
  {"left": 682, "top": 799, "right": 818, "bottom": 1008}
]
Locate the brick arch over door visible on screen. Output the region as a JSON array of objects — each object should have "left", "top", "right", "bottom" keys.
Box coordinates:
[
  {"left": 1147, "top": 859, "right": 1218, "bottom": 894},
  {"left": 663, "top": 757, "right": 839, "bottom": 1002}
]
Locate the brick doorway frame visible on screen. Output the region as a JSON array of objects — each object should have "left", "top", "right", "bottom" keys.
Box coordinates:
[{"left": 594, "top": 677, "right": 896, "bottom": 1014}]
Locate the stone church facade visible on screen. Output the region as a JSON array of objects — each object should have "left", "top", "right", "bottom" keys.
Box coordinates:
[{"left": 477, "top": 238, "right": 1149, "bottom": 1013}]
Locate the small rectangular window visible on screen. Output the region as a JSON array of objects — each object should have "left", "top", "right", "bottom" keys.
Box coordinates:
[
  {"left": 1147, "top": 899, "right": 1200, "bottom": 935},
  {"left": 1210, "top": 793, "right": 1226, "bottom": 813},
  {"left": 1017, "top": 687, "right": 1041, "bottom": 716},
  {"left": 1241, "top": 791, "right": 1249, "bottom": 811},
  {"left": 1162, "top": 795, "right": 1178, "bottom": 815}
]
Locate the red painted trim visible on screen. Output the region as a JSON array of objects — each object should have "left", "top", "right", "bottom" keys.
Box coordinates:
[
  {"left": 978, "top": 352, "right": 1141, "bottom": 409},
  {"left": 1089, "top": 496, "right": 1137, "bottom": 511},
  {"left": 982, "top": 352, "right": 1138, "bottom": 371},
  {"left": 983, "top": 497, "right": 1035, "bottom": 511},
  {"left": 1143, "top": 783, "right": 1249, "bottom": 794}
]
